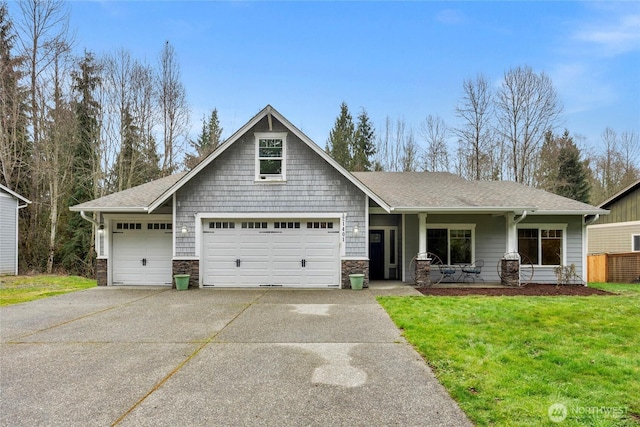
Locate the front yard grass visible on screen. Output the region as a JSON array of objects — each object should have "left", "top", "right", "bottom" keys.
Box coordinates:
[
  {"left": 378, "top": 284, "right": 640, "bottom": 426},
  {"left": 0, "top": 275, "right": 96, "bottom": 306}
]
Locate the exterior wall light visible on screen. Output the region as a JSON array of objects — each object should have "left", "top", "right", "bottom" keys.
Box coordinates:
[
  {"left": 353, "top": 223, "right": 359, "bottom": 235},
  {"left": 181, "top": 225, "right": 188, "bottom": 234},
  {"left": 97, "top": 224, "right": 104, "bottom": 234}
]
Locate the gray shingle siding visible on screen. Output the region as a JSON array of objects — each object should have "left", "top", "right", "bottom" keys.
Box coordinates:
[{"left": 175, "top": 116, "right": 367, "bottom": 257}]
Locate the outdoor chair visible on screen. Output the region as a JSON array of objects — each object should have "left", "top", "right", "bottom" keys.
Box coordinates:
[
  {"left": 461, "top": 259, "right": 485, "bottom": 282},
  {"left": 438, "top": 264, "right": 458, "bottom": 282}
]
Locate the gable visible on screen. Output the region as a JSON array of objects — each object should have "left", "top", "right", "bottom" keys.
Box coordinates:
[
  {"left": 149, "top": 105, "right": 388, "bottom": 213},
  {"left": 175, "top": 115, "right": 366, "bottom": 213}
]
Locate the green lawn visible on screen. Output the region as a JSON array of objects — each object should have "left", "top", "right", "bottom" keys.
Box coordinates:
[
  {"left": 378, "top": 284, "right": 640, "bottom": 426},
  {"left": 0, "top": 275, "right": 96, "bottom": 306}
]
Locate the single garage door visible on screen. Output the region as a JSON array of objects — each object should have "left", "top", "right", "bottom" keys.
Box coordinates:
[
  {"left": 112, "top": 221, "right": 173, "bottom": 285},
  {"left": 202, "top": 219, "right": 340, "bottom": 287}
]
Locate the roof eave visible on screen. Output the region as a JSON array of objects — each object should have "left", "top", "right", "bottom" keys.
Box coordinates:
[
  {"left": 529, "top": 209, "right": 610, "bottom": 216},
  {"left": 389, "top": 206, "right": 538, "bottom": 214},
  {"left": 0, "top": 184, "right": 31, "bottom": 204},
  {"left": 69, "top": 206, "right": 150, "bottom": 213}
]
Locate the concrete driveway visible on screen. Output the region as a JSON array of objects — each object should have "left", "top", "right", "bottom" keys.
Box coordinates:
[{"left": 1, "top": 286, "right": 472, "bottom": 426}]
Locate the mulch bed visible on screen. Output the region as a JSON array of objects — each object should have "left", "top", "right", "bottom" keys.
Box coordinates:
[{"left": 416, "top": 284, "right": 613, "bottom": 296}]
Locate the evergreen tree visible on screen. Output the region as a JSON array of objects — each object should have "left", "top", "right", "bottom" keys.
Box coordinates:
[
  {"left": 185, "top": 108, "right": 223, "bottom": 169},
  {"left": 352, "top": 108, "right": 376, "bottom": 171},
  {"left": 0, "top": 1, "right": 29, "bottom": 192},
  {"left": 60, "top": 51, "right": 101, "bottom": 275},
  {"left": 537, "top": 130, "right": 591, "bottom": 203},
  {"left": 326, "top": 102, "right": 354, "bottom": 169}
]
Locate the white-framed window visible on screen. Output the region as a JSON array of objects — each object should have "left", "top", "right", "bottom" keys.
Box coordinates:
[
  {"left": 633, "top": 235, "right": 640, "bottom": 252},
  {"left": 426, "top": 224, "right": 475, "bottom": 265},
  {"left": 255, "top": 132, "right": 286, "bottom": 181},
  {"left": 517, "top": 224, "right": 567, "bottom": 266}
]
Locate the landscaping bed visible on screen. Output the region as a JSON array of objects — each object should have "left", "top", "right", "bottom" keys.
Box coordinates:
[{"left": 417, "top": 283, "right": 614, "bottom": 296}]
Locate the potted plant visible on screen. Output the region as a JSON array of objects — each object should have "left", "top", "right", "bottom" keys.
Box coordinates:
[{"left": 174, "top": 274, "right": 190, "bottom": 291}]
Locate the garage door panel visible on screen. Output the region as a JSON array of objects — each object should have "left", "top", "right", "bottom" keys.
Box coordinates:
[
  {"left": 202, "top": 218, "right": 339, "bottom": 288},
  {"left": 112, "top": 225, "right": 172, "bottom": 286}
]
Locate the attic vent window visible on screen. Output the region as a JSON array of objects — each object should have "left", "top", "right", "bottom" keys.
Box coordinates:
[{"left": 255, "top": 132, "right": 287, "bottom": 181}]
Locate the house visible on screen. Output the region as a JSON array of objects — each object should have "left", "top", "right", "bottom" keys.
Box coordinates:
[
  {"left": 70, "top": 105, "right": 607, "bottom": 288},
  {"left": 588, "top": 179, "right": 640, "bottom": 254},
  {"left": 587, "top": 179, "right": 640, "bottom": 282},
  {"left": 0, "top": 185, "right": 31, "bottom": 275}
]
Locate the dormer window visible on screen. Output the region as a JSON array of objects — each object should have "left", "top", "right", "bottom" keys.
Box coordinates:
[{"left": 255, "top": 132, "right": 286, "bottom": 181}]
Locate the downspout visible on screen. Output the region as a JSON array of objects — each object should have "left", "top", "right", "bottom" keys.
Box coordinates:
[
  {"left": 80, "top": 210, "right": 100, "bottom": 227},
  {"left": 514, "top": 210, "right": 527, "bottom": 224},
  {"left": 584, "top": 214, "right": 599, "bottom": 226}
]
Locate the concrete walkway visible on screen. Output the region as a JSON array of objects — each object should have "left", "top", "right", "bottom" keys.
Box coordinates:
[{"left": 1, "top": 286, "right": 472, "bottom": 426}]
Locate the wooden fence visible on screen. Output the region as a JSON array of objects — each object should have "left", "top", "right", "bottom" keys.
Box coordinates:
[{"left": 587, "top": 252, "right": 640, "bottom": 283}]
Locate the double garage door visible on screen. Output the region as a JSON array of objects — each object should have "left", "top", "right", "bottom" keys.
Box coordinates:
[{"left": 203, "top": 219, "right": 340, "bottom": 287}]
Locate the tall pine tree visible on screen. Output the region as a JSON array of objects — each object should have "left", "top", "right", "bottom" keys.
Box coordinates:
[
  {"left": 60, "top": 51, "right": 101, "bottom": 275},
  {"left": 537, "top": 130, "right": 591, "bottom": 203},
  {"left": 352, "top": 108, "right": 376, "bottom": 171},
  {"left": 326, "top": 102, "right": 354, "bottom": 169},
  {"left": 185, "top": 108, "right": 223, "bottom": 169}
]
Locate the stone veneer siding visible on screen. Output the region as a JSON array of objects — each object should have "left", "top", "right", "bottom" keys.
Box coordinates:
[
  {"left": 172, "top": 260, "right": 199, "bottom": 289},
  {"left": 415, "top": 259, "right": 431, "bottom": 286},
  {"left": 96, "top": 259, "right": 107, "bottom": 286},
  {"left": 500, "top": 258, "right": 520, "bottom": 287},
  {"left": 342, "top": 260, "right": 369, "bottom": 289}
]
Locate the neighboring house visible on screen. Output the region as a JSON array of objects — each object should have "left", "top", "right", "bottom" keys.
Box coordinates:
[
  {"left": 70, "top": 105, "right": 606, "bottom": 288},
  {"left": 588, "top": 179, "right": 640, "bottom": 255},
  {"left": 0, "top": 185, "right": 31, "bottom": 275}
]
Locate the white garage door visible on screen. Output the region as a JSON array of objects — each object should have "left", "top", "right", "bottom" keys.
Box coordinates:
[
  {"left": 112, "top": 221, "right": 173, "bottom": 285},
  {"left": 202, "top": 219, "right": 340, "bottom": 287}
]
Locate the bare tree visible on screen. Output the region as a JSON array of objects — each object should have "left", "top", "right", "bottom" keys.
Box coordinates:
[
  {"left": 157, "top": 41, "right": 188, "bottom": 175},
  {"left": 454, "top": 74, "right": 494, "bottom": 180},
  {"left": 496, "top": 66, "right": 562, "bottom": 184},
  {"left": 420, "top": 114, "right": 450, "bottom": 172}
]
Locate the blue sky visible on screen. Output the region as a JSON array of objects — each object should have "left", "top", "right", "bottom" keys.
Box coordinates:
[{"left": 51, "top": 1, "right": 640, "bottom": 154}]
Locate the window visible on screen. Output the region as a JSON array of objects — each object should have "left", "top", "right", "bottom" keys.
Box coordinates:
[
  {"left": 633, "top": 235, "right": 640, "bottom": 252},
  {"left": 209, "top": 222, "right": 235, "bottom": 229},
  {"left": 427, "top": 226, "right": 474, "bottom": 265},
  {"left": 518, "top": 226, "right": 565, "bottom": 265},
  {"left": 255, "top": 132, "right": 286, "bottom": 181}
]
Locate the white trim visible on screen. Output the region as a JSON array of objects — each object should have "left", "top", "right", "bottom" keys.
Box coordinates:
[
  {"left": 587, "top": 220, "right": 640, "bottom": 229},
  {"left": 0, "top": 184, "right": 31, "bottom": 205},
  {"left": 172, "top": 195, "right": 176, "bottom": 258},
  {"left": 341, "top": 256, "right": 369, "bottom": 261},
  {"left": 402, "top": 214, "right": 406, "bottom": 282},
  {"left": 516, "top": 223, "right": 568, "bottom": 267},
  {"left": 369, "top": 226, "right": 399, "bottom": 279},
  {"left": 103, "top": 213, "right": 172, "bottom": 285},
  {"left": 173, "top": 256, "right": 198, "bottom": 261},
  {"left": 254, "top": 132, "right": 287, "bottom": 182},
  {"left": 425, "top": 223, "right": 477, "bottom": 264}
]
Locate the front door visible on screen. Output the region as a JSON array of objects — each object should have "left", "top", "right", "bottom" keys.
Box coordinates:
[{"left": 369, "top": 230, "right": 385, "bottom": 280}]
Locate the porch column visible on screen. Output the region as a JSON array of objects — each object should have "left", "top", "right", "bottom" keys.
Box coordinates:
[
  {"left": 418, "top": 213, "right": 427, "bottom": 254},
  {"left": 505, "top": 213, "right": 517, "bottom": 254}
]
